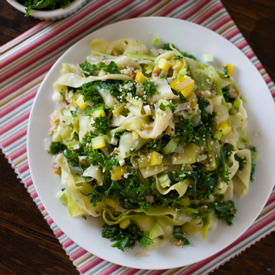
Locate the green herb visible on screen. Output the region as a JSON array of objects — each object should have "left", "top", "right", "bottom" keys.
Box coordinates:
[
  {"left": 79, "top": 60, "right": 119, "bottom": 76},
  {"left": 211, "top": 200, "right": 236, "bottom": 225},
  {"left": 144, "top": 135, "right": 170, "bottom": 153},
  {"left": 234, "top": 154, "right": 247, "bottom": 171},
  {"left": 159, "top": 102, "right": 176, "bottom": 112},
  {"left": 78, "top": 82, "right": 103, "bottom": 104},
  {"left": 223, "top": 66, "right": 230, "bottom": 78},
  {"left": 102, "top": 222, "right": 153, "bottom": 251},
  {"left": 85, "top": 185, "right": 105, "bottom": 206},
  {"left": 174, "top": 55, "right": 183, "bottom": 60},
  {"left": 70, "top": 109, "right": 78, "bottom": 117},
  {"left": 105, "top": 172, "right": 152, "bottom": 210},
  {"left": 222, "top": 86, "right": 230, "bottom": 102},
  {"left": 49, "top": 141, "right": 66, "bottom": 155},
  {"left": 250, "top": 146, "right": 257, "bottom": 181},
  {"left": 218, "top": 143, "right": 233, "bottom": 184},
  {"left": 144, "top": 80, "right": 158, "bottom": 97},
  {"left": 63, "top": 148, "right": 79, "bottom": 167},
  {"left": 173, "top": 226, "right": 190, "bottom": 245},
  {"left": 92, "top": 117, "right": 110, "bottom": 134},
  {"left": 160, "top": 73, "right": 166, "bottom": 79},
  {"left": 20, "top": 0, "right": 73, "bottom": 17},
  {"left": 163, "top": 43, "right": 196, "bottom": 60}
]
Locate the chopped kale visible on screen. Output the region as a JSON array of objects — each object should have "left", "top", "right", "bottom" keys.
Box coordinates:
[
  {"left": 163, "top": 43, "right": 196, "bottom": 60},
  {"left": 102, "top": 222, "right": 153, "bottom": 251},
  {"left": 223, "top": 66, "right": 230, "bottom": 78},
  {"left": 79, "top": 60, "right": 119, "bottom": 76},
  {"left": 173, "top": 226, "right": 190, "bottom": 245},
  {"left": 211, "top": 200, "right": 236, "bottom": 225},
  {"left": 234, "top": 154, "right": 247, "bottom": 171},
  {"left": 92, "top": 116, "right": 110, "bottom": 134},
  {"left": 49, "top": 141, "right": 66, "bottom": 155},
  {"left": 84, "top": 103, "right": 106, "bottom": 116},
  {"left": 144, "top": 135, "right": 170, "bottom": 153},
  {"left": 218, "top": 143, "right": 233, "bottom": 184},
  {"left": 222, "top": 86, "right": 231, "bottom": 102},
  {"left": 160, "top": 102, "right": 176, "bottom": 112},
  {"left": 144, "top": 80, "right": 158, "bottom": 97},
  {"left": 70, "top": 109, "right": 78, "bottom": 117},
  {"left": 20, "top": 0, "right": 72, "bottom": 17},
  {"left": 250, "top": 146, "right": 257, "bottom": 181},
  {"left": 63, "top": 148, "right": 79, "bottom": 167},
  {"left": 85, "top": 185, "right": 104, "bottom": 206},
  {"left": 78, "top": 82, "right": 103, "bottom": 104}
]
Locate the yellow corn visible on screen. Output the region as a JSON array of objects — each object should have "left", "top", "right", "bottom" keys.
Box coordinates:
[
  {"left": 217, "top": 121, "right": 232, "bottom": 136},
  {"left": 111, "top": 166, "right": 127, "bottom": 181},
  {"left": 158, "top": 58, "right": 170, "bottom": 71},
  {"left": 135, "top": 71, "right": 146, "bottom": 83},
  {"left": 173, "top": 60, "right": 184, "bottom": 71},
  {"left": 91, "top": 136, "right": 106, "bottom": 149},
  {"left": 119, "top": 219, "right": 131, "bottom": 229},
  {"left": 150, "top": 151, "right": 163, "bottom": 166},
  {"left": 170, "top": 76, "right": 194, "bottom": 98},
  {"left": 92, "top": 109, "right": 105, "bottom": 118},
  {"left": 74, "top": 95, "right": 87, "bottom": 110},
  {"left": 225, "top": 64, "right": 234, "bottom": 77}
]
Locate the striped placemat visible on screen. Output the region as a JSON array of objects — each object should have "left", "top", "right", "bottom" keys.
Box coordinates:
[{"left": 1, "top": 0, "right": 274, "bottom": 274}]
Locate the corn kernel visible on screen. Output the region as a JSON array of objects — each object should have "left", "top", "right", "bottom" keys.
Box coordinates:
[
  {"left": 135, "top": 71, "right": 146, "bottom": 83},
  {"left": 111, "top": 166, "right": 127, "bottom": 181},
  {"left": 170, "top": 76, "right": 194, "bottom": 97},
  {"left": 217, "top": 121, "right": 232, "bottom": 136},
  {"left": 158, "top": 58, "right": 170, "bottom": 71},
  {"left": 91, "top": 136, "right": 106, "bottom": 149},
  {"left": 74, "top": 95, "right": 87, "bottom": 110},
  {"left": 173, "top": 60, "right": 184, "bottom": 71},
  {"left": 119, "top": 219, "right": 131, "bottom": 229},
  {"left": 225, "top": 64, "right": 234, "bottom": 77},
  {"left": 150, "top": 151, "right": 163, "bottom": 166}
]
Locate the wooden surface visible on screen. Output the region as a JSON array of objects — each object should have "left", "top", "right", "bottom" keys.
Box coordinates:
[{"left": 0, "top": 0, "right": 274, "bottom": 274}]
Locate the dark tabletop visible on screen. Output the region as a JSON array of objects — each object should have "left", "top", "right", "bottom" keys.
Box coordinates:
[{"left": 0, "top": 0, "right": 274, "bottom": 274}]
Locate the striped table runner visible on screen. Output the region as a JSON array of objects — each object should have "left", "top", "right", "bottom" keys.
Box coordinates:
[{"left": 1, "top": 0, "right": 274, "bottom": 274}]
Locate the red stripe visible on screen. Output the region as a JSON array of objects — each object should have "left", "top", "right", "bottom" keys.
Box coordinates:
[
  {"left": 237, "top": 40, "right": 248, "bottom": 50},
  {"left": 0, "top": 0, "right": 110, "bottom": 69},
  {"left": 63, "top": 239, "right": 74, "bottom": 248},
  {"left": 183, "top": 213, "right": 274, "bottom": 274},
  {"left": 47, "top": 218, "right": 54, "bottom": 225},
  {"left": 0, "top": 89, "right": 37, "bottom": 118},
  {"left": 70, "top": 248, "right": 87, "bottom": 261},
  {"left": 18, "top": 163, "right": 29, "bottom": 173},
  {"left": 224, "top": 28, "right": 240, "bottom": 40},
  {"left": 157, "top": 0, "right": 188, "bottom": 16},
  {"left": 210, "top": 16, "right": 231, "bottom": 31},
  {"left": 124, "top": 0, "right": 162, "bottom": 19},
  {"left": 195, "top": 3, "right": 223, "bottom": 25},
  {"left": 100, "top": 264, "right": 120, "bottom": 275},
  {"left": 0, "top": 112, "right": 30, "bottom": 135},
  {"left": 0, "top": 22, "right": 46, "bottom": 51},
  {"left": 0, "top": 62, "right": 52, "bottom": 100},
  {"left": 151, "top": 270, "right": 167, "bottom": 275},
  {"left": 122, "top": 269, "right": 139, "bottom": 275},
  {"left": 55, "top": 230, "right": 64, "bottom": 238},
  {"left": 78, "top": 257, "right": 103, "bottom": 273},
  {"left": 0, "top": 0, "right": 134, "bottom": 83},
  {"left": 180, "top": 0, "right": 211, "bottom": 20},
  {"left": 256, "top": 63, "right": 263, "bottom": 70},
  {"left": 25, "top": 179, "right": 33, "bottom": 187},
  {"left": 30, "top": 191, "right": 38, "bottom": 199},
  {"left": 9, "top": 146, "right": 27, "bottom": 161},
  {"left": 0, "top": 128, "right": 27, "bottom": 147},
  {"left": 38, "top": 205, "right": 45, "bottom": 211},
  {"left": 245, "top": 50, "right": 255, "bottom": 59}
]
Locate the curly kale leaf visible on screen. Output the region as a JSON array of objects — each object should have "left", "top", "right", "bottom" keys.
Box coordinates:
[
  {"left": 210, "top": 200, "right": 236, "bottom": 225},
  {"left": 102, "top": 222, "right": 153, "bottom": 251},
  {"left": 92, "top": 116, "right": 110, "bottom": 134},
  {"left": 79, "top": 60, "right": 119, "bottom": 76},
  {"left": 163, "top": 43, "right": 196, "bottom": 60},
  {"left": 49, "top": 141, "right": 66, "bottom": 155},
  {"left": 173, "top": 226, "right": 190, "bottom": 245},
  {"left": 144, "top": 80, "right": 159, "bottom": 97}
]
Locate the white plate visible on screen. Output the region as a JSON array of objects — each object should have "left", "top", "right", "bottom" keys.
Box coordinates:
[{"left": 27, "top": 17, "right": 275, "bottom": 269}]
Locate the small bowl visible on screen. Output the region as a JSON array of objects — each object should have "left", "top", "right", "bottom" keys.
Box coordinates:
[{"left": 6, "top": 0, "right": 88, "bottom": 20}]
